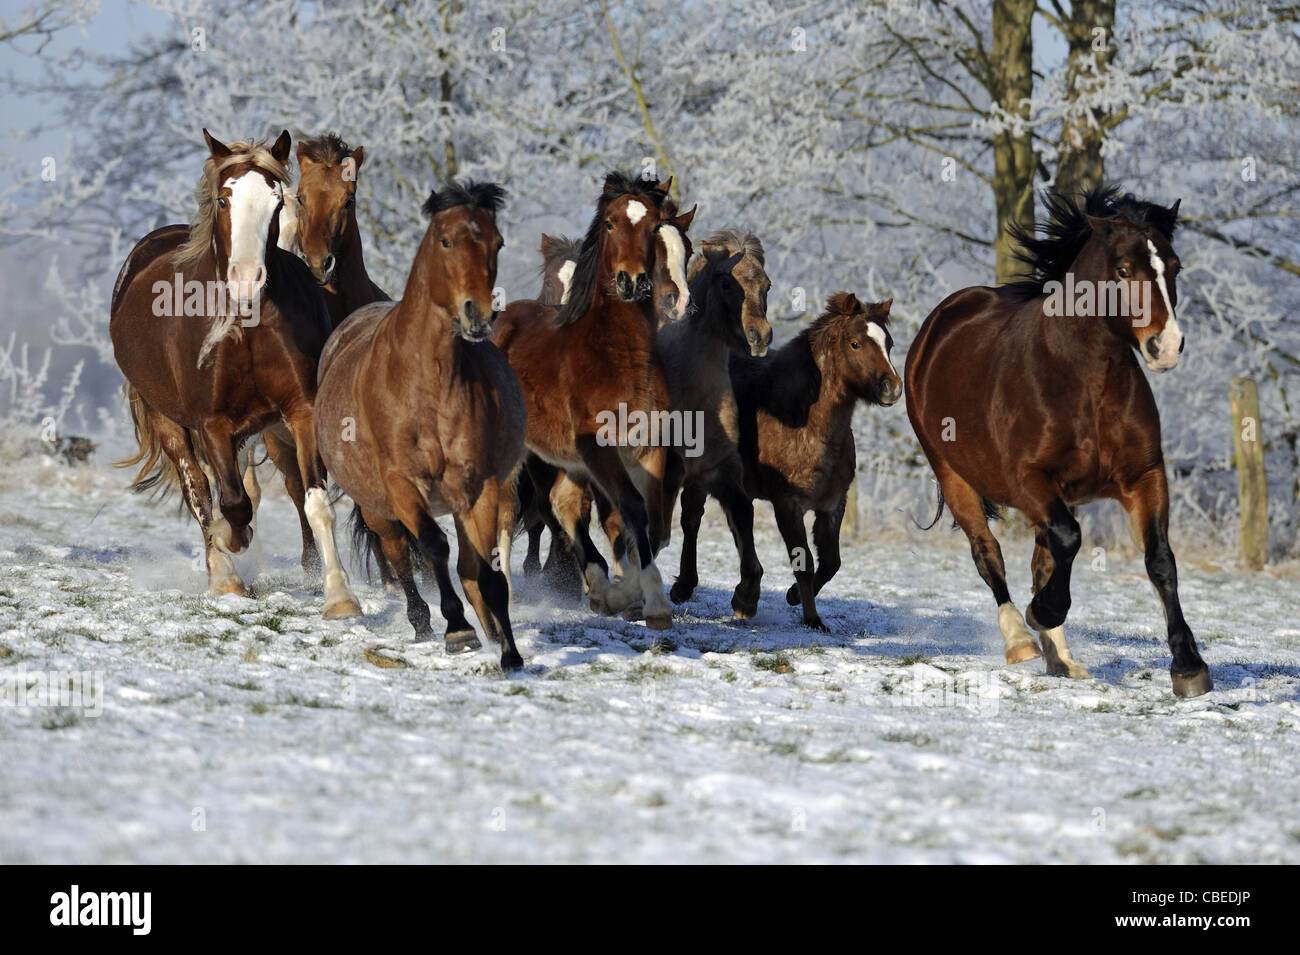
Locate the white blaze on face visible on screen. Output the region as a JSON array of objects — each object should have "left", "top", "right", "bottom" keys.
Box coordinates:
[
  {"left": 557, "top": 259, "right": 576, "bottom": 305},
  {"left": 659, "top": 225, "right": 689, "bottom": 319},
  {"left": 1145, "top": 238, "right": 1183, "bottom": 369},
  {"left": 625, "top": 199, "right": 648, "bottom": 225},
  {"left": 224, "top": 173, "right": 282, "bottom": 296},
  {"left": 866, "top": 321, "right": 897, "bottom": 377}
]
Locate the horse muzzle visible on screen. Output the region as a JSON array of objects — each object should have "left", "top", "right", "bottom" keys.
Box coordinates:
[
  {"left": 878, "top": 378, "right": 903, "bottom": 406},
  {"left": 1143, "top": 328, "right": 1185, "bottom": 372},
  {"left": 746, "top": 324, "right": 772, "bottom": 358}
]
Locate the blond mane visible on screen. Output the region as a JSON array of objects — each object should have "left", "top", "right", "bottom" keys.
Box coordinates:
[{"left": 173, "top": 140, "right": 290, "bottom": 270}]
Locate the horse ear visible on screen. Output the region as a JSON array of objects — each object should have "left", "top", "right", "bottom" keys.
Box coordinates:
[
  {"left": 1167, "top": 197, "right": 1181, "bottom": 219},
  {"left": 1085, "top": 214, "right": 1113, "bottom": 237},
  {"left": 827, "top": 291, "right": 859, "bottom": 314},
  {"left": 674, "top": 203, "right": 697, "bottom": 233},
  {"left": 880, "top": 297, "right": 894, "bottom": 314},
  {"left": 720, "top": 250, "right": 745, "bottom": 273},
  {"left": 203, "top": 128, "right": 232, "bottom": 160},
  {"left": 539, "top": 234, "right": 557, "bottom": 256},
  {"left": 351, "top": 145, "right": 365, "bottom": 172},
  {"left": 295, "top": 142, "right": 313, "bottom": 169},
  {"left": 650, "top": 177, "right": 672, "bottom": 201},
  {"left": 270, "top": 130, "right": 292, "bottom": 164}
]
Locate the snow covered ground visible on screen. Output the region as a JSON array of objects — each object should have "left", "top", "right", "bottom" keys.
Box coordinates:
[{"left": 1, "top": 451, "right": 1297, "bottom": 864}]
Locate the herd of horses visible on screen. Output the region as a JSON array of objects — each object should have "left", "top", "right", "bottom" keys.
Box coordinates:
[{"left": 106, "top": 129, "right": 1212, "bottom": 699}]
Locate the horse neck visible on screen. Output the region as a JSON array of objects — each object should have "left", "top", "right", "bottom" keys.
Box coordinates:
[
  {"left": 1041, "top": 242, "right": 1137, "bottom": 358},
  {"left": 388, "top": 232, "right": 460, "bottom": 365},
  {"left": 329, "top": 213, "right": 377, "bottom": 309},
  {"left": 683, "top": 271, "right": 731, "bottom": 358},
  {"left": 770, "top": 332, "right": 854, "bottom": 438}
]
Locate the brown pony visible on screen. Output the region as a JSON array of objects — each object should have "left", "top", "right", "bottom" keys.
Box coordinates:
[
  {"left": 660, "top": 229, "right": 773, "bottom": 618},
  {"left": 492, "top": 171, "right": 677, "bottom": 628},
  {"left": 243, "top": 132, "right": 393, "bottom": 576},
  {"left": 721, "top": 293, "right": 901, "bottom": 629},
  {"left": 110, "top": 129, "right": 360, "bottom": 618},
  {"left": 314, "top": 180, "right": 526, "bottom": 669},
  {"left": 906, "top": 186, "right": 1210, "bottom": 698}
]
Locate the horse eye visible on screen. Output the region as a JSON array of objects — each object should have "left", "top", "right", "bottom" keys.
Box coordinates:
[
  {"left": 605, "top": 220, "right": 613, "bottom": 231},
  {"left": 441, "top": 236, "right": 451, "bottom": 248},
  {"left": 1117, "top": 265, "right": 1132, "bottom": 279},
  {"left": 850, "top": 340, "right": 861, "bottom": 350},
  {"left": 345, "top": 198, "right": 354, "bottom": 209},
  {"left": 217, "top": 197, "right": 228, "bottom": 209}
]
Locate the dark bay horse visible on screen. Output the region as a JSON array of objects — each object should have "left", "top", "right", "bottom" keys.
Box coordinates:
[
  {"left": 111, "top": 129, "right": 361, "bottom": 617},
  {"left": 721, "top": 293, "right": 901, "bottom": 629},
  {"left": 243, "top": 132, "right": 393, "bottom": 576},
  {"left": 492, "top": 172, "right": 677, "bottom": 629},
  {"left": 906, "top": 186, "right": 1211, "bottom": 698},
  {"left": 659, "top": 229, "right": 773, "bottom": 618},
  {"left": 315, "top": 181, "right": 527, "bottom": 670}
]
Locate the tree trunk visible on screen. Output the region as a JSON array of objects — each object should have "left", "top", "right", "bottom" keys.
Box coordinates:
[
  {"left": 1054, "top": 0, "right": 1116, "bottom": 198},
  {"left": 992, "top": 0, "right": 1037, "bottom": 284}
]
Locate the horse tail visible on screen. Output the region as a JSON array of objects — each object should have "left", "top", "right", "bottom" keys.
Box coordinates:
[
  {"left": 348, "top": 504, "right": 423, "bottom": 584},
  {"left": 914, "top": 479, "right": 946, "bottom": 531},
  {"left": 114, "top": 383, "right": 179, "bottom": 495}
]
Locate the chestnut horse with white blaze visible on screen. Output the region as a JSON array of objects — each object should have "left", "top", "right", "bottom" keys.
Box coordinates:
[
  {"left": 110, "top": 129, "right": 360, "bottom": 619},
  {"left": 906, "top": 186, "right": 1211, "bottom": 698},
  {"left": 314, "top": 181, "right": 526, "bottom": 670}
]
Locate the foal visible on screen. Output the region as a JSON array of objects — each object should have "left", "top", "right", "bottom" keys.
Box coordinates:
[
  {"left": 906, "top": 186, "right": 1211, "bottom": 697},
  {"left": 724, "top": 293, "right": 901, "bottom": 629},
  {"left": 660, "top": 230, "right": 773, "bottom": 618},
  {"left": 493, "top": 172, "right": 677, "bottom": 629},
  {"left": 315, "top": 181, "right": 526, "bottom": 670}
]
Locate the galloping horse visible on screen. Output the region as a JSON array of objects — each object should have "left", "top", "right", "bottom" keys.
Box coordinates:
[
  {"left": 723, "top": 293, "right": 900, "bottom": 629},
  {"left": 314, "top": 181, "right": 527, "bottom": 670},
  {"left": 906, "top": 186, "right": 1211, "bottom": 698},
  {"left": 110, "top": 130, "right": 360, "bottom": 618},
  {"left": 659, "top": 229, "right": 773, "bottom": 618},
  {"left": 492, "top": 172, "right": 678, "bottom": 629}
]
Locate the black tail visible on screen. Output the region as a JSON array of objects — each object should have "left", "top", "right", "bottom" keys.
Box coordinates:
[
  {"left": 913, "top": 480, "right": 1002, "bottom": 531},
  {"left": 347, "top": 505, "right": 383, "bottom": 581}
]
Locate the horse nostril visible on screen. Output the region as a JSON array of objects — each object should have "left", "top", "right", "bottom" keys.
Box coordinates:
[
  {"left": 464, "top": 300, "right": 480, "bottom": 322},
  {"left": 1146, "top": 336, "right": 1162, "bottom": 358},
  {"left": 1179, "top": 337, "right": 1186, "bottom": 354},
  {"left": 663, "top": 292, "right": 677, "bottom": 312},
  {"left": 322, "top": 255, "right": 335, "bottom": 275}
]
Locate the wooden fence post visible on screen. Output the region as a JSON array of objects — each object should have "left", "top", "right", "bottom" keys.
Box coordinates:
[{"left": 1229, "top": 377, "right": 1268, "bottom": 570}]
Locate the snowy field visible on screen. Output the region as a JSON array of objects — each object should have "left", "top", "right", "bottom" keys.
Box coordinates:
[{"left": 1, "top": 452, "right": 1297, "bottom": 864}]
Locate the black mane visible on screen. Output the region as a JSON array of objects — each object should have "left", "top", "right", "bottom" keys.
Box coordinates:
[
  {"left": 1005, "top": 184, "right": 1180, "bottom": 299},
  {"left": 554, "top": 170, "right": 668, "bottom": 327},
  {"left": 421, "top": 179, "right": 506, "bottom": 218}
]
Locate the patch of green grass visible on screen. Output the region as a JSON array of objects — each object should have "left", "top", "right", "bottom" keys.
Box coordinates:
[
  {"left": 41, "top": 708, "right": 83, "bottom": 730},
  {"left": 898, "top": 653, "right": 931, "bottom": 666},
  {"left": 629, "top": 661, "right": 673, "bottom": 682},
  {"left": 259, "top": 615, "right": 284, "bottom": 633},
  {"left": 721, "top": 671, "right": 738, "bottom": 683},
  {"left": 882, "top": 730, "right": 935, "bottom": 747},
  {"left": 228, "top": 680, "right": 262, "bottom": 692},
  {"left": 588, "top": 661, "right": 615, "bottom": 674},
  {"left": 507, "top": 684, "right": 530, "bottom": 697},
  {"left": 754, "top": 652, "right": 793, "bottom": 674},
  {"left": 249, "top": 702, "right": 269, "bottom": 715}
]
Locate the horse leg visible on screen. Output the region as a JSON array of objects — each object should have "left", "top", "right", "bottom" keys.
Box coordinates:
[
  {"left": 528, "top": 460, "right": 582, "bottom": 599},
  {"left": 938, "top": 468, "right": 1041, "bottom": 664},
  {"left": 241, "top": 440, "right": 261, "bottom": 531},
  {"left": 281, "top": 406, "right": 362, "bottom": 619},
  {"left": 1031, "top": 537, "right": 1090, "bottom": 679},
  {"left": 786, "top": 497, "right": 845, "bottom": 604},
  {"left": 262, "top": 425, "right": 323, "bottom": 576},
  {"left": 637, "top": 444, "right": 670, "bottom": 554},
  {"left": 363, "top": 509, "right": 433, "bottom": 641},
  {"left": 151, "top": 410, "right": 246, "bottom": 596},
  {"left": 771, "top": 500, "right": 825, "bottom": 631},
  {"left": 410, "top": 516, "right": 479, "bottom": 653},
  {"left": 1021, "top": 489, "right": 1082, "bottom": 636},
  {"left": 715, "top": 478, "right": 763, "bottom": 619},
  {"left": 594, "top": 485, "right": 632, "bottom": 589},
  {"left": 669, "top": 480, "right": 706, "bottom": 605},
  {"left": 1118, "top": 468, "right": 1211, "bottom": 698},
  {"left": 578, "top": 436, "right": 673, "bottom": 630},
  {"left": 550, "top": 471, "right": 622, "bottom": 611},
  {"left": 195, "top": 418, "right": 254, "bottom": 555},
  {"left": 453, "top": 481, "right": 524, "bottom": 671}
]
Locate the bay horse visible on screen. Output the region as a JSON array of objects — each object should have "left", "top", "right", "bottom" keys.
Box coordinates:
[
  {"left": 905, "top": 185, "right": 1211, "bottom": 698},
  {"left": 314, "top": 180, "right": 527, "bottom": 670},
  {"left": 660, "top": 229, "right": 773, "bottom": 618},
  {"left": 492, "top": 172, "right": 678, "bottom": 629},
  {"left": 243, "top": 133, "right": 393, "bottom": 577},
  {"left": 111, "top": 129, "right": 361, "bottom": 618},
  {"left": 718, "top": 293, "right": 900, "bottom": 629}
]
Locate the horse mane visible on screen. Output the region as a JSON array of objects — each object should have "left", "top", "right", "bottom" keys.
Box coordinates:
[
  {"left": 554, "top": 170, "right": 669, "bottom": 327},
  {"left": 174, "top": 139, "right": 290, "bottom": 270},
  {"left": 808, "top": 291, "right": 887, "bottom": 341},
  {"left": 298, "top": 132, "right": 353, "bottom": 166},
  {"left": 688, "top": 229, "right": 764, "bottom": 280},
  {"left": 1004, "top": 184, "right": 1180, "bottom": 300},
  {"left": 421, "top": 179, "right": 506, "bottom": 218},
  {"left": 537, "top": 233, "right": 581, "bottom": 276}
]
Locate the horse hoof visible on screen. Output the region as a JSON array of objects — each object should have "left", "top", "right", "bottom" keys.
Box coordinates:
[
  {"left": 211, "top": 579, "right": 248, "bottom": 598},
  {"left": 669, "top": 580, "right": 695, "bottom": 604},
  {"left": 1046, "top": 659, "right": 1091, "bottom": 679},
  {"left": 732, "top": 595, "right": 758, "bottom": 620},
  {"left": 500, "top": 650, "right": 525, "bottom": 672},
  {"left": 323, "top": 597, "right": 362, "bottom": 620},
  {"left": 620, "top": 603, "right": 645, "bottom": 621},
  {"left": 785, "top": 585, "right": 799, "bottom": 606},
  {"left": 1005, "top": 642, "right": 1042, "bottom": 665},
  {"left": 1172, "top": 665, "right": 1212, "bottom": 699},
  {"left": 804, "top": 616, "right": 829, "bottom": 632},
  {"left": 645, "top": 612, "right": 673, "bottom": 631},
  {"left": 445, "top": 630, "right": 482, "bottom": 655}
]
